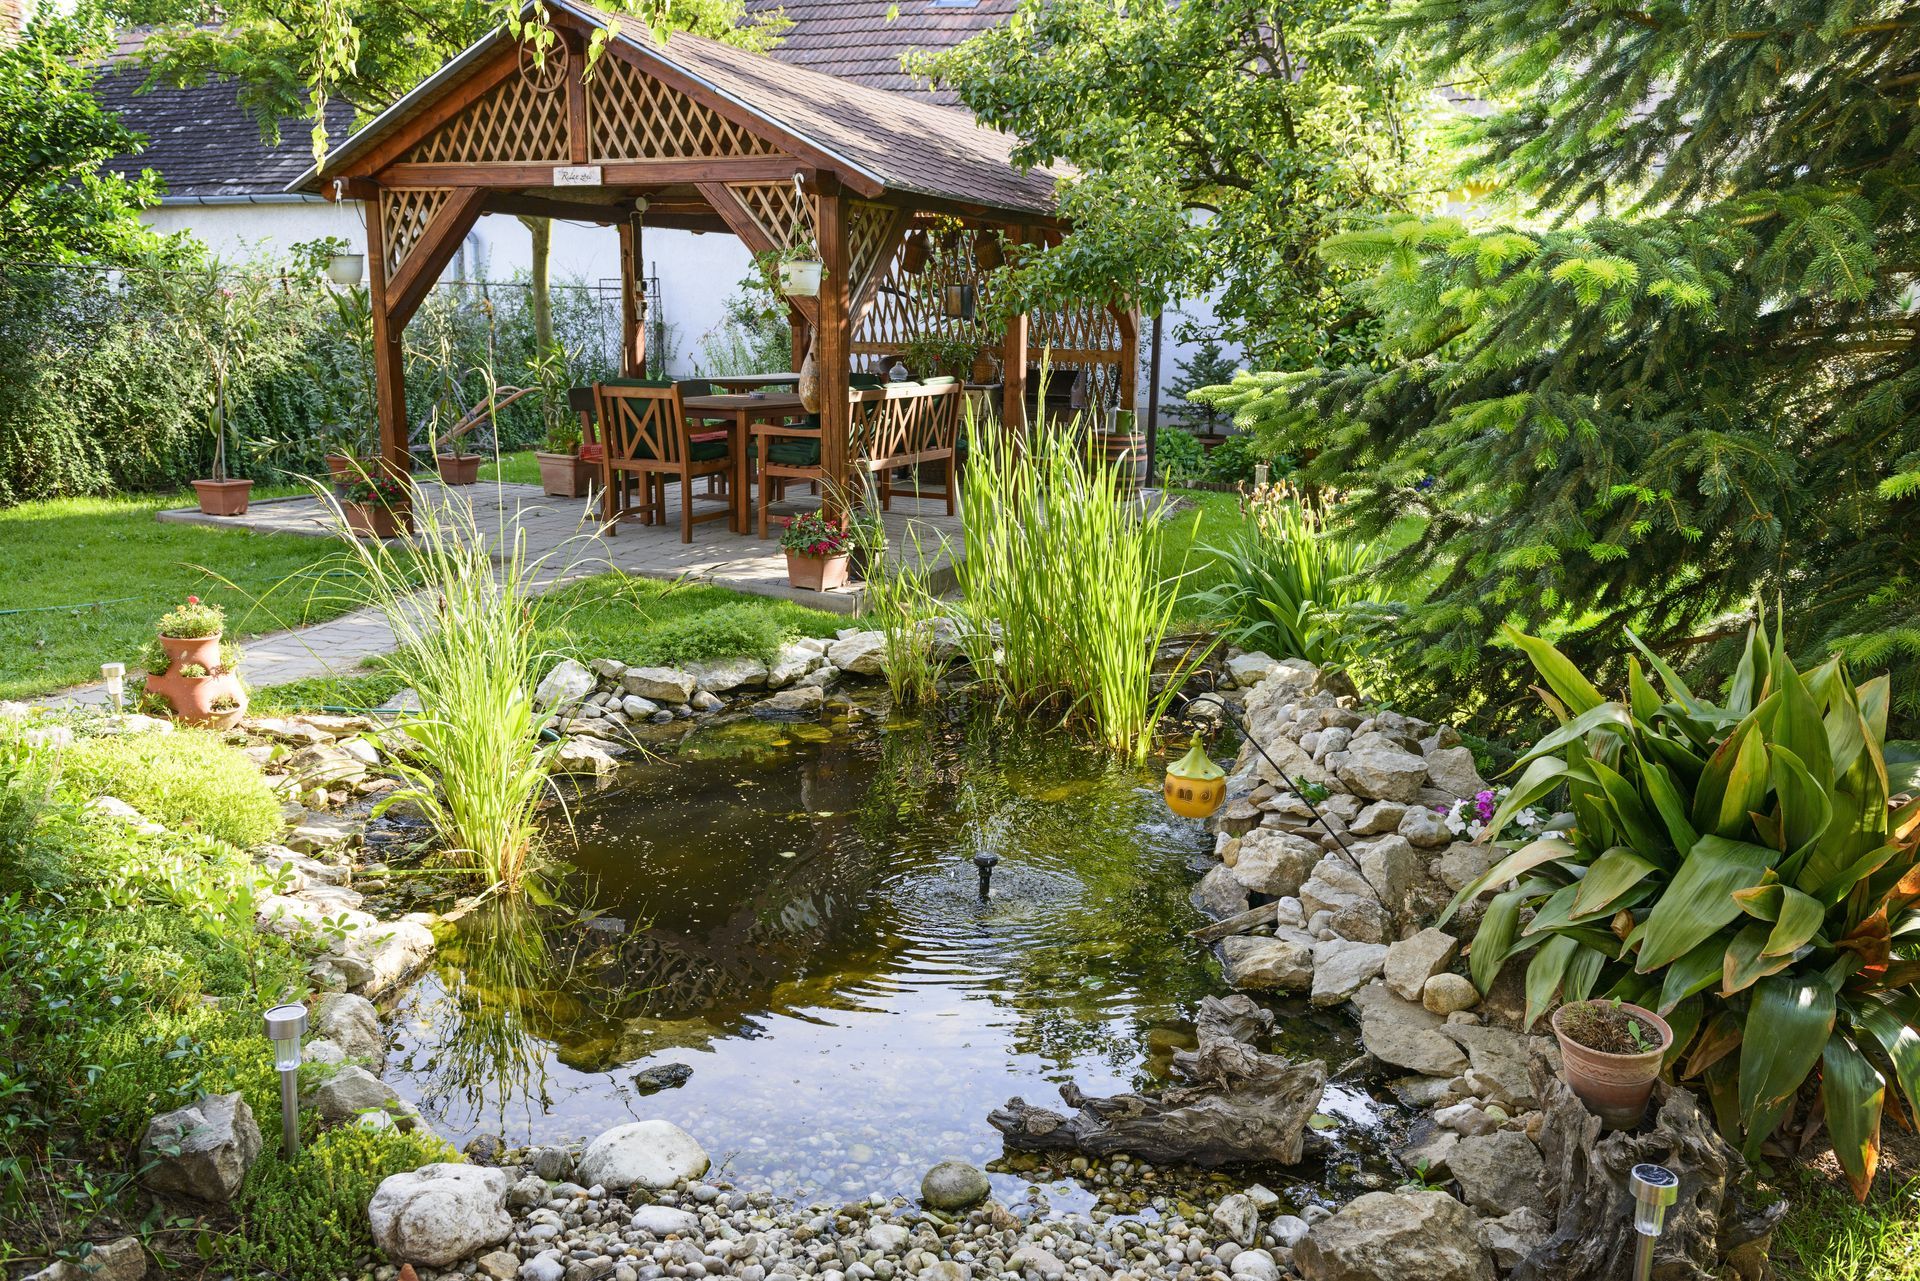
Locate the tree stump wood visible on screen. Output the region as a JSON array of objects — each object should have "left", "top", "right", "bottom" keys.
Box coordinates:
[
  {"left": 988, "top": 995, "right": 1327, "bottom": 1167},
  {"left": 1515, "top": 1046, "right": 1785, "bottom": 1281}
]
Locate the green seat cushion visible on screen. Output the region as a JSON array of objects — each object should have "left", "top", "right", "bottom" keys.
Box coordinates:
[
  {"left": 676, "top": 379, "right": 720, "bottom": 397},
  {"left": 687, "top": 437, "right": 730, "bottom": 462},
  {"left": 850, "top": 373, "right": 886, "bottom": 390},
  {"left": 769, "top": 440, "right": 821, "bottom": 467},
  {"left": 602, "top": 377, "right": 676, "bottom": 389}
]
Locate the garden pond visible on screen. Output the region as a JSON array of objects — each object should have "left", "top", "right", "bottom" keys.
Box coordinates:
[{"left": 383, "top": 708, "right": 1398, "bottom": 1208}]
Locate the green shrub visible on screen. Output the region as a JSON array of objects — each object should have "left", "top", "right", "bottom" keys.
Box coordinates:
[
  {"left": 1153, "top": 426, "right": 1205, "bottom": 484},
  {"left": 1446, "top": 620, "right": 1920, "bottom": 1197},
  {"left": 1191, "top": 486, "right": 1390, "bottom": 671},
  {"left": 219, "top": 1123, "right": 455, "bottom": 1281},
  {"left": 644, "top": 601, "right": 793, "bottom": 666},
  {"left": 66, "top": 730, "right": 282, "bottom": 849},
  {"left": 1200, "top": 432, "right": 1286, "bottom": 486}
]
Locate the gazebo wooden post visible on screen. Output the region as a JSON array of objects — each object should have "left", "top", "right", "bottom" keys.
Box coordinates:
[
  {"left": 363, "top": 193, "right": 410, "bottom": 476},
  {"left": 618, "top": 212, "right": 645, "bottom": 376},
  {"left": 1117, "top": 308, "right": 1139, "bottom": 422},
  {"left": 813, "top": 174, "right": 852, "bottom": 514},
  {"left": 1001, "top": 227, "right": 1030, "bottom": 431}
]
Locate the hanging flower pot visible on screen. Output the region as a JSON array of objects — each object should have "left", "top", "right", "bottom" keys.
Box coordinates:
[
  {"left": 901, "top": 230, "right": 931, "bottom": 276},
  {"left": 974, "top": 233, "right": 1004, "bottom": 270},
  {"left": 780, "top": 259, "right": 824, "bottom": 297}
]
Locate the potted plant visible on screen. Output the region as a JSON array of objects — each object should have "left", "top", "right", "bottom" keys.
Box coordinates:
[
  {"left": 529, "top": 341, "right": 596, "bottom": 498},
  {"left": 436, "top": 436, "right": 481, "bottom": 486},
  {"left": 900, "top": 333, "right": 979, "bottom": 383},
  {"left": 186, "top": 280, "right": 259, "bottom": 517},
  {"left": 342, "top": 472, "right": 413, "bottom": 539},
  {"left": 758, "top": 244, "right": 827, "bottom": 300},
  {"left": 1550, "top": 999, "right": 1673, "bottom": 1130},
  {"left": 779, "top": 509, "right": 856, "bottom": 591},
  {"left": 146, "top": 597, "right": 248, "bottom": 728}
]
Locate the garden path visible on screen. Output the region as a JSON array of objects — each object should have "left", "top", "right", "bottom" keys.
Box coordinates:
[{"left": 38, "top": 481, "right": 958, "bottom": 707}]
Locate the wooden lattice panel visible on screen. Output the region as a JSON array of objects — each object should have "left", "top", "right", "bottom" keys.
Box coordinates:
[
  {"left": 406, "top": 65, "right": 569, "bottom": 164},
  {"left": 380, "top": 188, "right": 453, "bottom": 276},
  {"left": 588, "top": 54, "right": 781, "bottom": 160},
  {"left": 855, "top": 224, "right": 1003, "bottom": 351},
  {"left": 846, "top": 202, "right": 895, "bottom": 300},
  {"left": 726, "top": 181, "right": 814, "bottom": 251}
]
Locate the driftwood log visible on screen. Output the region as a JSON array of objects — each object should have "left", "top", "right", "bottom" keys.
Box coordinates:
[
  {"left": 1514, "top": 1046, "right": 1785, "bottom": 1281},
  {"left": 988, "top": 995, "right": 1326, "bottom": 1166}
]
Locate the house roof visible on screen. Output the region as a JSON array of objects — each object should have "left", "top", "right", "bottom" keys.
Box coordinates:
[
  {"left": 98, "top": 3, "right": 1013, "bottom": 203},
  {"left": 291, "top": 0, "right": 1062, "bottom": 218},
  {"left": 742, "top": 0, "right": 1013, "bottom": 105}
]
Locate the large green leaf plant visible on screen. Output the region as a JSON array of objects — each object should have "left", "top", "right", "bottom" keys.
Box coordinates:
[{"left": 1442, "top": 620, "right": 1920, "bottom": 1199}]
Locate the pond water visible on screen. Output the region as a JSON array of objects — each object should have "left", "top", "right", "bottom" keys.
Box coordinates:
[{"left": 385, "top": 708, "right": 1392, "bottom": 1207}]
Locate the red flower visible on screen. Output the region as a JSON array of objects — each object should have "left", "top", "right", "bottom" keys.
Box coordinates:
[{"left": 187, "top": 595, "right": 200, "bottom": 605}]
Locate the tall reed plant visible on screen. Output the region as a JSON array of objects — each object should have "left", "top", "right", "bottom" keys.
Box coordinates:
[
  {"left": 321, "top": 484, "right": 563, "bottom": 892},
  {"left": 854, "top": 497, "right": 945, "bottom": 708},
  {"left": 956, "top": 410, "right": 1202, "bottom": 756},
  {"left": 1192, "top": 482, "right": 1388, "bottom": 672}
]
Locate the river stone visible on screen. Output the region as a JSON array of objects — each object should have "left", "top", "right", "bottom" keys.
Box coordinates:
[
  {"left": 1424, "top": 746, "right": 1488, "bottom": 800},
  {"left": 21, "top": 1235, "right": 147, "bottom": 1281},
  {"left": 1229, "top": 829, "right": 1323, "bottom": 898},
  {"left": 312, "top": 991, "right": 383, "bottom": 1063},
  {"left": 632, "top": 1062, "right": 694, "bottom": 1093},
  {"left": 685, "top": 656, "right": 770, "bottom": 693},
  {"left": 344, "top": 916, "right": 437, "bottom": 997},
  {"left": 1434, "top": 842, "right": 1494, "bottom": 894},
  {"left": 920, "top": 1159, "right": 990, "bottom": 1210},
  {"left": 138, "top": 1092, "right": 261, "bottom": 1204},
  {"left": 1309, "top": 939, "right": 1388, "bottom": 1006},
  {"left": 1220, "top": 936, "right": 1313, "bottom": 992},
  {"left": 1476, "top": 1207, "right": 1550, "bottom": 1271},
  {"left": 1298, "top": 859, "right": 1377, "bottom": 919},
  {"left": 756, "top": 685, "right": 825, "bottom": 717},
  {"left": 1229, "top": 1249, "right": 1280, "bottom": 1281},
  {"left": 533, "top": 659, "right": 596, "bottom": 710},
  {"left": 1449, "top": 1130, "right": 1546, "bottom": 1217},
  {"left": 827, "top": 631, "right": 887, "bottom": 676},
  {"left": 1355, "top": 836, "right": 1426, "bottom": 920},
  {"left": 766, "top": 643, "right": 816, "bottom": 688},
  {"left": 620, "top": 694, "right": 659, "bottom": 719},
  {"left": 305, "top": 1064, "right": 413, "bottom": 1127},
  {"left": 1193, "top": 862, "right": 1252, "bottom": 918},
  {"left": 287, "top": 810, "right": 360, "bottom": 853},
  {"left": 622, "top": 666, "right": 696, "bottom": 703},
  {"left": 368, "top": 1163, "right": 512, "bottom": 1267},
  {"left": 553, "top": 739, "right": 618, "bottom": 777},
  {"left": 576, "top": 1120, "right": 709, "bottom": 1190},
  {"left": 1398, "top": 806, "right": 1453, "bottom": 849},
  {"left": 1443, "top": 1024, "right": 1536, "bottom": 1108},
  {"left": 1354, "top": 984, "right": 1470, "bottom": 1077},
  {"left": 1349, "top": 800, "right": 1407, "bottom": 836},
  {"left": 1334, "top": 745, "right": 1429, "bottom": 804},
  {"left": 1226, "top": 651, "right": 1278, "bottom": 686},
  {"left": 630, "top": 1205, "right": 702, "bottom": 1237},
  {"left": 1424, "top": 973, "right": 1481, "bottom": 1015},
  {"left": 866, "top": 1223, "right": 912, "bottom": 1253},
  {"left": 1295, "top": 1190, "right": 1493, "bottom": 1281},
  {"left": 1212, "top": 1192, "right": 1260, "bottom": 1246},
  {"left": 1384, "top": 929, "right": 1459, "bottom": 1002}
]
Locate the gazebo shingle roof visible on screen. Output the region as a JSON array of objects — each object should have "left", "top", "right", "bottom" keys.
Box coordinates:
[
  {"left": 742, "top": 0, "right": 1015, "bottom": 105},
  {"left": 292, "top": 0, "right": 1063, "bottom": 218}
]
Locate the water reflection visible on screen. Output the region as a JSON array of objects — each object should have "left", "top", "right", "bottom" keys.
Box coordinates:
[{"left": 386, "top": 710, "right": 1377, "bottom": 1201}]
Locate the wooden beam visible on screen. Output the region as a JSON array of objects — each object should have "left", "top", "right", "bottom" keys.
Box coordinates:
[
  {"left": 363, "top": 200, "right": 410, "bottom": 474},
  {"left": 563, "top": 29, "right": 589, "bottom": 165},
  {"left": 480, "top": 192, "right": 624, "bottom": 224},
  {"left": 378, "top": 157, "right": 800, "bottom": 187},
  {"left": 1115, "top": 307, "right": 1139, "bottom": 422},
  {"left": 618, "top": 215, "right": 643, "bottom": 376},
  {"left": 697, "top": 179, "right": 818, "bottom": 329},
  {"left": 387, "top": 188, "right": 489, "bottom": 329},
  {"left": 814, "top": 174, "right": 851, "bottom": 510}
]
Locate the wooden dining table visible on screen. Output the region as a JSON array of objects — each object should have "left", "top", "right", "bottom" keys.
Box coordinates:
[
  {"left": 680, "top": 391, "right": 810, "bottom": 533},
  {"left": 705, "top": 372, "right": 801, "bottom": 392}
]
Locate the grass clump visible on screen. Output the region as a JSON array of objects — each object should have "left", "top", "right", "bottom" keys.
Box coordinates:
[
  {"left": 1776, "top": 1172, "right": 1920, "bottom": 1280},
  {"left": 66, "top": 728, "right": 282, "bottom": 848},
  {"left": 957, "top": 412, "right": 1202, "bottom": 757},
  {"left": 219, "top": 1125, "right": 456, "bottom": 1281},
  {"left": 537, "top": 573, "right": 841, "bottom": 667},
  {"left": 643, "top": 600, "right": 793, "bottom": 667}
]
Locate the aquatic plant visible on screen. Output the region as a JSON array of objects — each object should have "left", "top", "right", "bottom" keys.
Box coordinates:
[
  {"left": 321, "top": 487, "right": 564, "bottom": 892},
  {"left": 955, "top": 407, "right": 1203, "bottom": 756},
  {"left": 856, "top": 513, "right": 946, "bottom": 708}
]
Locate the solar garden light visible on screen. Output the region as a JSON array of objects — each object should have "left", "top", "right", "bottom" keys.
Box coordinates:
[
  {"left": 100, "top": 662, "right": 125, "bottom": 712},
  {"left": 1254, "top": 462, "right": 1270, "bottom": 488},
  {"left": 1629, "top": 1163, "right": 1680, "bottom": 1281},
  {"left": 262, "top": 1003, "right": 309, "bottom": 1159}
]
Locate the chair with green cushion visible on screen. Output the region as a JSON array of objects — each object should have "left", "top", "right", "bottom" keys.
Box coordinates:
[
  {"left": 749, "top": 376, "right": 891, "bottom": 538},
  {"left": 593, "top": 380, "right": 737, "bottom": 542}
]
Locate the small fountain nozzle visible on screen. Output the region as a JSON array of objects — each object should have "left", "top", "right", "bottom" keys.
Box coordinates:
[{"left": 973, "top": 851, "right": 999, "bottom": 900}]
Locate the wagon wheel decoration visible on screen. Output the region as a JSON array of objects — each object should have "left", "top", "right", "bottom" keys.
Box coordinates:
[{"left": 517, "top": 34, "right": 570, "bottom": 95}]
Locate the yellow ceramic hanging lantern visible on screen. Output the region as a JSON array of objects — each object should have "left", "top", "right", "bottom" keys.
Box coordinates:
[{"left": 1163, "top": 734, "right": 1228, "bottom": 819}]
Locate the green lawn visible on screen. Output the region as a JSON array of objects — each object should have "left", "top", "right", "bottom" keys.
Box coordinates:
[
  {"left": 0, "top": 489, "right": 358, "bottom": 701},
  {"left": 480, "top": 450, "right": 542, "bottom": 486},
  {"left": 1776, "top": 1172, "right": 1920, "bottom": 1281}
]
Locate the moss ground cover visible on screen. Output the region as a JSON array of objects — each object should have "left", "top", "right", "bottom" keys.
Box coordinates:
[{"left": 0, "top": 488, "right": 354, "bottom": 700}]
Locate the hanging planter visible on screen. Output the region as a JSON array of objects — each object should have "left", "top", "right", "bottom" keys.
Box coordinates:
[
  {"left": 974, "top": 232, "right": 1004, "bottom": 270},
  {"left": 901, "top": 229, "right": 931, "bottom": 276},
  {"left": 779, "top": 258, "right": 825, "bottom": 297}
]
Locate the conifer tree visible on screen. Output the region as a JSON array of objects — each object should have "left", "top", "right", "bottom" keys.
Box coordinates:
[{"left": 1201, "top": 2, "right": 1920, "bottom": 731}]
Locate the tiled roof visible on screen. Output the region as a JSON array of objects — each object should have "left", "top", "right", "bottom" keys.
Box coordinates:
[
  {"left": 743, "top": 0, "right": 1013, "bottom": 105},
  {"left": 296, "top": 0, "right": 1063, "bottom": 217},
  {"left": 93, "top": 30, "right": 357, "bottom": 199}
]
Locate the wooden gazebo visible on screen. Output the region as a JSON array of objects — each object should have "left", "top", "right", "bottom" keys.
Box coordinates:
[{"left": 291, "top": 0, "right": 1139, "bottom": 496}]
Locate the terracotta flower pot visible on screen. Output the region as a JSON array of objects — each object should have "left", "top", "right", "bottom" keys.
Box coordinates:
[
  {"left": 326, "top": 453, "right": 373, "bottom": 484},
  {"left": 150, "top": 670, "right": 245, "bottom": 728},
  {"left": 191, "top": 478, "right": 253, "bottom": 516},
  {"left": 785, "top": 551, "right": 851, "bottom": 592},
  {"left": 537, "top": 450, "right": 597, "bottom": 498},
  {"left": 436, "top": 453, "right": 482, "bottom": 486},
  {"left": 346, "top": 501, "right": 410, "bottom": 539},
  {"left": 159, "top": 632, "right": 222, "bottom": 672},
  {"left": 1551, "top": 1000, "right": 1673, "bottom": 1130}
]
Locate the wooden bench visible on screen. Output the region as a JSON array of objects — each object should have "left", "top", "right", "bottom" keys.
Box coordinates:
[{"left": 751, "top": 380, "right": 964, "bottom": 538}]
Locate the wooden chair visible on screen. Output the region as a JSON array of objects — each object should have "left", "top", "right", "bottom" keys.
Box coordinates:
[
  {"left": 751, "top": 374, "right": 886, "bottom": 538},
  {"left": 593, "top": 379, "right": 735, "bottom": 543}
]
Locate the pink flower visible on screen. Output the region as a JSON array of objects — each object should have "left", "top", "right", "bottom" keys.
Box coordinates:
[{"left": 187, "top": 595, "right": 200, "bottom": 605}]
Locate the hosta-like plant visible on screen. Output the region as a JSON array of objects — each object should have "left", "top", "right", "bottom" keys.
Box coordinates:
[{"left": 1442, "top": 621, "right": 1920, "bottom": 1197}]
